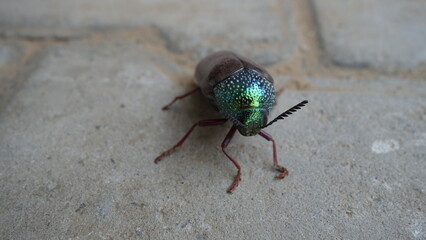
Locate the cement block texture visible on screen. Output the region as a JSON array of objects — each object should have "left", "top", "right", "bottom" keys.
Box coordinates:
[
  {"left": 0, "top": 0, "right": 296, "bottom": 65},
  {"left": 312, "top": 0, "right": 426, "bottom": 71}
]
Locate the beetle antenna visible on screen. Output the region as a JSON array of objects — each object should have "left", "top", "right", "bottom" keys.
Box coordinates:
[{"left": 262, "top": 100, "right": 308, "bottom": 128}]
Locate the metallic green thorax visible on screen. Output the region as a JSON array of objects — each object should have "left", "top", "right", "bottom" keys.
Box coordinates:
[{"left": 212, "top": 68, "right": 275, "bottom": 136}]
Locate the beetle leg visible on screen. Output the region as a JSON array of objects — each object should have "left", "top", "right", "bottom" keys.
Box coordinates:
[
  {"left": 258, "top": 130, "right": 289, "bottom": 179},
  {"left": 154, "top": 118, "right": 227, "bottom": 163},
  {"left": 162, "top": 87, "right": 200, "bottom": 110},
  {"left": 221, "top": 126, "right": 241, "bottom": 193}
]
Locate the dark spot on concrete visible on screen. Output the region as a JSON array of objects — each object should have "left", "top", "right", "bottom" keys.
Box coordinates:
[
  {"left": 345, "top": 209, "right": 353, "bottom": 217},
  {"left": 120, "top": 104, "right": 125, "bottom": 108},
  {"left": 110, "top": 158, "right": 116, "bottom": 164},
  {"left": 181, "top": 219, "right": 192, "bottom": 228},
  {"left": 95, "top": 125, "right": 101, "bottom": 130},
  {"left": 75, "top": 203, "right": 86, "bottom": 213},
  {"left": 131, "top": 202, "right": 145, "bottom": 210}
]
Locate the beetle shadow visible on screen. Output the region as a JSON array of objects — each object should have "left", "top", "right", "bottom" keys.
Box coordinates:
[{"left": 159, "top": 83, "right": 236, "bottom": 176}]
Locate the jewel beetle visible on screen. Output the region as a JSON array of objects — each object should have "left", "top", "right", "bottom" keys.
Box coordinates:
[{"left": 155, "top": 51, "right": 308, "bottom": 193}]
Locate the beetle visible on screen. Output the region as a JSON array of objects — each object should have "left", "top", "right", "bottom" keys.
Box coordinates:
[{"left": 155, "top": 51, "right": 308, "bottom": 193}]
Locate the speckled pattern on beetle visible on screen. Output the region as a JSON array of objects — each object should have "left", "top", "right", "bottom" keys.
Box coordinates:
[{"left": 155, "top": 51, "right": 308, "bottom": 193}]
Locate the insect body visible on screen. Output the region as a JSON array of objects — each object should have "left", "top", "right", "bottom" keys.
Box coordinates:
[{"left": 155, "top": 51, "right": 308, "bottom": 193}]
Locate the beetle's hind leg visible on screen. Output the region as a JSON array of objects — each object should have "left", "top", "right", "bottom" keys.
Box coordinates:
[
  {"left": 161, "top": 87, "right": 200, "bottom": 110},
  {"left": 220, "top": 126, "right": 241, "bottom": 193},
  {"left": 258, "top": 130, "right": 289, "bottom": 179},
  {"left": 154, "top": 118, "right": 227, "bottom": 163}
]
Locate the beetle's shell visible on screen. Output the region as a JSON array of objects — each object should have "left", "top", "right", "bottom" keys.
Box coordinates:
[{"left": 195, "top": 51, "right": 274, "bottom": 100}]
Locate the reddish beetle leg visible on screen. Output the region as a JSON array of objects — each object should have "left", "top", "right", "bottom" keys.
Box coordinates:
[
  {"left": 161, "top": 87, "right": 200, "bottom": 110},
  {"left": 221, "top": 126, "right": 241, "bottom": 193},
  {"left": 154, "top": 121, "right": 243, "bottom": 194},
  {"left": 154, "top": 119, "right": 228, "bottom": 163},
  {"left": 258, "top": 130, "right": 289, "bottom": 179}
]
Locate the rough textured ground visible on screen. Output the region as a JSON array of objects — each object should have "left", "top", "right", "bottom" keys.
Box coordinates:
[
  {"left": 0, "top": 1, "right": 425, "bottom": 239},
  {"left": 312, "top": 0, "right": 426, "bottom": 71}
]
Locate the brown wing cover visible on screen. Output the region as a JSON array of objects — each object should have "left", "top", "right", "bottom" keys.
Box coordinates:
[{"left": 194, "top": 51, "right": 273, "bottom": 98}]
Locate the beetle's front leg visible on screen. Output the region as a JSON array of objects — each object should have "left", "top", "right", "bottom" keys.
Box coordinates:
[
  {"left": 258, "top": 130, "right": 289, "bottom": 179},
  {"left": 221, "top": 126, "right": 241, "bottom": 193}
]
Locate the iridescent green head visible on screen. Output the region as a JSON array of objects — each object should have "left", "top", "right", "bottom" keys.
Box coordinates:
[
  {"left": 213, "top": 68, "right": 275, "bottom": 136},
  {"left": 234, "top": 108, "right": 268, "bottom": 136}
]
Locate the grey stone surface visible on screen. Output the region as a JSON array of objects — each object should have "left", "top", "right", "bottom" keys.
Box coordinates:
[
  {"left": 0, "top": 45, "right": 15, "bottom": 66},
  {"left": 0, "top": 0, "right": 296, "bottom": 65},
  {"left": 0, "top": 41, "right": 36, "bottom": 111},
  {"left": 0, "top": 37, "right": 425, "bottom": 239},
  {"left": 312, "top": 0, "right": 426, "bottom": 71}
]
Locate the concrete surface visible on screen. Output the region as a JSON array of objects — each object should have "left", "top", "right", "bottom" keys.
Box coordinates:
[
  {"left": 0, "top": 0, "right": 296, "bottom": 65},
  {"left": 0, "top": 0, "right": 425, "bottom": 239},
  {"left": 312, "top": 0, "right": 426, "bottom": 71}
]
